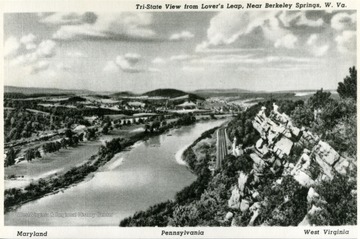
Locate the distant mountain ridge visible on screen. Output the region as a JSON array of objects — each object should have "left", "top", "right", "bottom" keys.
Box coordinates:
[
  {"left": 111, "top": 91, "right": 136, "bottom": 97},
  {"left": 192, "top": 88, "right": 253, "bottom": 94},
  {"left": 5, "top": 86, "right": 94, "bottom": 95}
]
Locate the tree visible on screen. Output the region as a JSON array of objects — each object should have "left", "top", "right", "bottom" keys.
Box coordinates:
[
  {"left": 308, "top": 88, "right": 333, "bottom": 110},
  {"left": 65, "top": 129, "right": 73, "bottom": 139},
  {"left": 6, "top": 148, "right": 16, "bottom": 166},
  {"left": 337, "top": 66, "right": 357, "bottom": 100},
  {"left": 291, "top": 105, "right": 314, "bottom": 127}
]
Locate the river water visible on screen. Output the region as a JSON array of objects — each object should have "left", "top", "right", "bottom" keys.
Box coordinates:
[{"left": 5, "top": 119, "right": 227, "bottom": 226}]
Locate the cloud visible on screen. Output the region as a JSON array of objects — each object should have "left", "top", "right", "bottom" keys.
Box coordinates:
[
  {"left": 30, "top": 60, "right": 50, "bottom": 74},
  {"left": 306, "top": 34, "right": 329, "bottom": 57},
  {"left": 197, "top": 11, "right": 293, "bottom": 51},
  {"left": 8, "top": 39, "right": 57, "bottom": 75},
  {"left": 66, "top": 51, "right": 86, "bottom": 57},
  {"left": 123, "top": 53, "right": 141, "bottom": 64},
  {"left": 148, "top": 67, "right": 160, "bottom": 72},
  {"left": 279, "top": 11, "right": 324, "bottom": 27},
  {"left": 331, "top": 12, "right": 356, "bottom": 31},
  {"left": 190, "top": 54, "right": 316, "bottom": 65},
  {"left": 115, "top": 55, "right": 143, "bottom": 73},
  {"left": 335, "top": 30, "right": 356, "bottom": 53},
  {"left": 20, "top": 33, "right": 37, "bottom": 50},
  {"left": 296, "top": 14, "right": 324, "bottom": 27},
  {"left": 170, "top": 54, "right": 195, "bottom": 61},
  {"left": 195, "top": 47, "right": 264, "bottom": 53},
  {"left": 50, "top": 12, "right": 157, "bottom": 41},
  {"left": 197, "top": 11, "right": 327, "bottom": 52},
  {"left": 56, "top": 63, "right": 72, "bottom": 71},
  {"left": 182, "top": 66, "right": 205, "bottom": 72},
  {"left": 104, "top": 53, "right": 159, "bottom": 74},
  {"left": 152, "top": 57, "right": 166, "bottom": 64},
  {"left": 36, "top": 40, "right": 57, "bottom": 58},
  {"left": 169, "top": 31, "right": 194, "bottom": 41},
  {"left": 306, "top": 34, "right": 318, "bottom": 45},
  {"left": 313, "top": 45, "right": 330, "bottom": 57},
  {"left": 10, "top": 40, "right": 57, "bottom": 66},
  {"left": 39, "top": 12, "right": 97, "bottom": 25},
  {"left": 103, "top": 60, "right": 119, "bottom": 73},
  {"left": 274, "top": 34, "right": 298, "bottom": 49},
  {"left": 4, "top": 36, "right": 20, "bottom": 57}
]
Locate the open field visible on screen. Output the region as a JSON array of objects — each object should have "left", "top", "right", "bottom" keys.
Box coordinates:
[{"left": 5, "top": 140, "right": 102, "bottom": 189}]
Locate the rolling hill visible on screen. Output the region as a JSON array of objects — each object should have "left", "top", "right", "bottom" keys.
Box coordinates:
[{"left": 143, "top": 88, "right": 204, "bottom": 100}]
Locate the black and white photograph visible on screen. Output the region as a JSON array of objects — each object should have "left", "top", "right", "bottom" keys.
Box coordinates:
[{"left": 1, "top": 1, "right": 358, "bottom": 236}]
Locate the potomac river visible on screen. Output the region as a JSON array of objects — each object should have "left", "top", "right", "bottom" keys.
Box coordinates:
[{"left": 5, "top": 119, "right": 228, "bottom": 226}]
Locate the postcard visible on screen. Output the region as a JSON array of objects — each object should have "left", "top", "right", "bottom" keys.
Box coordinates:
[{"left": 0, "top": 0, "right": 358, "bottom": 238}]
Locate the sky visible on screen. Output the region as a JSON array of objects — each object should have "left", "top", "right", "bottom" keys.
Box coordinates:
[{"left": 3, "top": 10, "right": 356, "bottom": 93}]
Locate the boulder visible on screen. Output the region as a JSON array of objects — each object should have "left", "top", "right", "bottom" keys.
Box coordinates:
[
  {"left": 240, "top": 199, "right": 250, "bottom": 212},
  {"left": 298, "top": 215, "right": 311, "bottom": 226},
  {"left": 225, "top": 212, "right": 234, "bottom": 221},
  {"left": 298, "top": 205, "right": 322, "bottom": 226},
  {"left": 314, "top": 141, "right": 341, "bottom": 166},
  {"left": 314, "top": 154, "right": 334, "bottom": 179},
  {"left": 293, "top": 170, "right": 315, "bottom": 187},
  {"left": 252, "top": 191, "right": 260, "bottom": 200},
  {"left": 238, "top": 172, "right": 248, "bottom": 193},
  {"left": 307, "top": 187, "right": 320, "bottom": 204},
  {"left": 333, "top": 157, "right": 350, "bottom": 175},
  {"left": 228, "top": 187, "right": 241, "bottom": 209}
]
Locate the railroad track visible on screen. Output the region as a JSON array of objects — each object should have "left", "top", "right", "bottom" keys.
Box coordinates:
[{"left": 216, "top": 128, "right": 228, "bottom": 170}]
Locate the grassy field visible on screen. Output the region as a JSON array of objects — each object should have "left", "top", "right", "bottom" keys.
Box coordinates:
[{"left": 5, "top": 140, "right": 103, "bottom": 189}]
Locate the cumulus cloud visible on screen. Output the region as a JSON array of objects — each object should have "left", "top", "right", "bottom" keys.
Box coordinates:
[
  {"left": 123, "top": 53, "right": 141, "bottom": 64},
  {"left": 279, "top": 11, "right": 324, "bottom": 27},
  {"left": 197, "top": 11, "right": 293, "bottom": 51},
  {"left": 190, "top": 54, "right": 315, "bottom": 65},
  {"left": 169, "top": 31, "right": 194, "bottom": 41},
  {"left": 10, "top": 40, "right": 57, "bottom": 66},
  {"left": 306, "top": 34, "right": 329, "bottom": 57},
  {"left": 56, "top": 63, "right": 72, "bottom": 71},
  {"left": 36, "top": 40, "right": 57, "bottom": 57},
  {"left": 66, "top": 51, "right": 86, "bottom": 57},
  {"left": 115, "top": 56, "right": 143, "bottom": 73},
  {"left": 39, "top": 12, "right": 97, "bottom": 25},
  {"left": 8, "top": 39, "right": 57, "bottom": 75},
  {"left": 148, "top": 67, "right": 161, "bottom": 72},
  {"left": 197, "top": 11, "right": 327, "bottom": 52},
  {"left": 4, "top": 36, "right": 20, "bottom": 57},
  {"left": 30, "top": 60, "right": 50, "bottom": 74},
  {"left": 20, "top": 33, "right": 37, "bottom": 50},
  {"left": 335, "top": 30, "right": 356, "bottom": 53},
  {"left": 49, "top": 12, "right": 157, "bottom": 41},
  {"left": 331, "top": 12, "right": 356, "bottom": 31},
  {"left": 103, "top": 53, "right": 160, "bottom": 74},
  {"left": 170, "top": 54, "right": 195, "bottom": 61},
  {"left": 182, "top": 66, "right": 205, "bottom": 72},
  {"left": 313, "top": 45, "right": 330, "bottom": 57},
  {"left": 103, "top": 60, "right": 119, "bottom": 73},
  {"left": 274, "top": 34, "right": 298, "bottom": 49},
  {"left": 306, "top": 34, "right": 318, "bottom": 45},
  {"left": 152, "top": 57, "right": 166, "bottom": 64}
]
